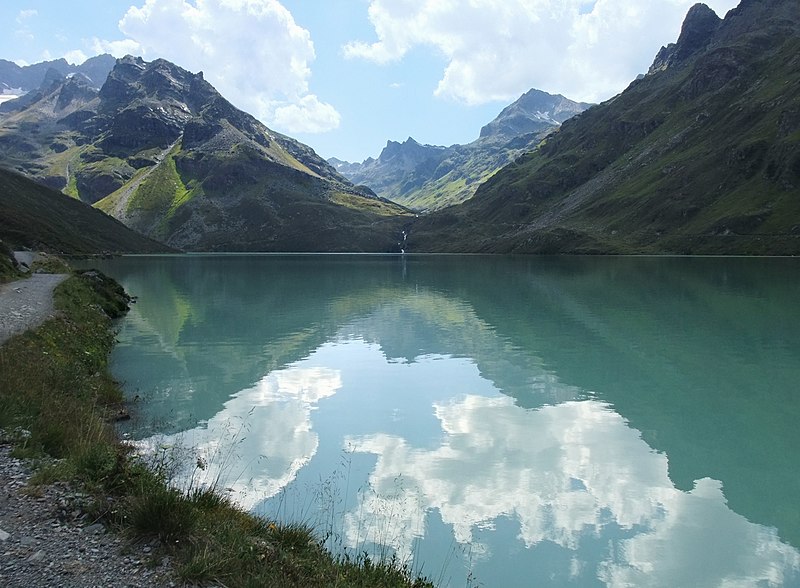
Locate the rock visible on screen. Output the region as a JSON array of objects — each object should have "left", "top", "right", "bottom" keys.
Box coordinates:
[
  {"left": 27, "top": 550, "right": 46, "bottom": 563},
  {"left": 82, "top": 523, "right": 105, "bottom": 535},
  {"left": 0, "top": 528, "right": 10, "bottom": 541}
]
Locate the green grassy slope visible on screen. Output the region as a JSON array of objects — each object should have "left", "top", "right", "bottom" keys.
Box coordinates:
[
  {"left": 0, "top": 167, "right": 172, "bottom": 254},
  {"left": 409, "top": 0, "right": 800, "bottom": 255}
]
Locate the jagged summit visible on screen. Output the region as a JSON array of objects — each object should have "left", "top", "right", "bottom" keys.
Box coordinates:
[
  {"left": 649, "top": 4, "right": 722, "bottom": 74},
  {"left": 332, "top": 88, "right": 590, "bottom": 211},
  {"left": 0, "top": 54, "right": 115, "bottom": 92}
]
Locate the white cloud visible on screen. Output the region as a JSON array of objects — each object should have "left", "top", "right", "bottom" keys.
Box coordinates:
[
  {"left": 64, "top": 50, "right": 88, "bottom": 66},
  {"left": 16, "top": 9, "right": 38, "bottom": 23},
  {"left": 343, "top": 0, "right": 740, "bottom": 104},
  {"left": 94, "top": 0, "right": 339, "bottom": 134},
  {"left": 273, "top": 95, "right": 342, "bottom": 134}
]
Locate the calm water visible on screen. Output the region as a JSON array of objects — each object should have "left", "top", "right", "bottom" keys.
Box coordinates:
[{"left": 85, "top": 254, "right": 800, "bottom": 587}]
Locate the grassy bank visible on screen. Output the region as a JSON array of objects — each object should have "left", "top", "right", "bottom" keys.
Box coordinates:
[{"left": 0, "top": 268, "right": 433, "bottom": 587}]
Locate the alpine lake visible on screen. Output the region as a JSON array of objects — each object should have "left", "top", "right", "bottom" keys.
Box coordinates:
[{"left": 81, "top": 253, "right": 800, "bottom": 587}]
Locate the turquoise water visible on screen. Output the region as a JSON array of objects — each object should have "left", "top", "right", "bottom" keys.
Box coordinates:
[{"left": 87, "top": 254, "right": 800, "bottom": 587}]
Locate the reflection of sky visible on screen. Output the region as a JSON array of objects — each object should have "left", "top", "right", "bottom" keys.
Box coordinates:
[
  {"left": 345, "top": 395, "right": 800, "bottom": 586},
  {"left": 138, "top": 364, "right": 341, "bottom": 510},
  {"left": 130, "top": 334, "right": 800, "bottom": 587}
]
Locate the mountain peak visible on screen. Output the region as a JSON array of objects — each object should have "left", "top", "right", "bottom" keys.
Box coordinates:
[
  {"left": 379, "top": 137, "right": 440, "bottom": 163},
  {"left": 648, "top": 3, "right": 721, "bottom": 74},
  {"left": 480, "top": 88, "right": 591, "bottom": 140}
]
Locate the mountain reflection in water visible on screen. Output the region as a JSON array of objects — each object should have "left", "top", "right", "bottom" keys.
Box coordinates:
[{"left": 83, "top": 254, "right": 800, "bottom": 587}]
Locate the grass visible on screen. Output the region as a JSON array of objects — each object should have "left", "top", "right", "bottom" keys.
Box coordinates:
[
  {"left": 0, "top": 260, "right": 434, "bottom": 587},
  {"left": 331, "top": 191, "right": 412, "bottom": 217},
  {"left": 0, "top": 167, "right": 171, "bottom": 254},
  {"left": 0, "top": 240, "right": 22, "bottom": 283}
]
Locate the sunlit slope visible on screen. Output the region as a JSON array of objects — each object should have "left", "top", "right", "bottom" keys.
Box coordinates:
[{"left": 0, "top": 167, "right": 170, "bottom": 253}]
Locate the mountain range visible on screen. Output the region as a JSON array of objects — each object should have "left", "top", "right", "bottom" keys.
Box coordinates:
[
  {"left": 0, "top": 56, "right": 409, "bottom": 251},
  {"left": 330, "top": 89, "right": 591, "bottom": 211},
  {"left": 0, "top": 0, "right": 798, "bottom": 256},
  {"left": 0, "top": 54, "right": 115, "bottom": 98}
]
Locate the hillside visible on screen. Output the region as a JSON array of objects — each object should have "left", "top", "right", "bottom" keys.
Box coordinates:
[
  {"left": 0, "top": 56, "right": 410, "bottom": 252},
  {"left": 333, "top": 90, "right": 590, "bottom": 212},
  {"left": 0, "top": 167, "right": 170, "bottom": 254},
  {"left": 409, "top": 0, "right": 800, "bottom": 255}
]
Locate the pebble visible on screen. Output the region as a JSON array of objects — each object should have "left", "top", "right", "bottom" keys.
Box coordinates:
[{"left": 0, "top": 444, "right": 175, "bottom": 587}]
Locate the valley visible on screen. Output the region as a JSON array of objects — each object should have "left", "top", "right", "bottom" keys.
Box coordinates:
[{"left": 0, "top": 0, "right": 798, "bottom": 256}]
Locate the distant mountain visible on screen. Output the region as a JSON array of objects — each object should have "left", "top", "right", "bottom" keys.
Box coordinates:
[
  {"left": 331, "top": 90, "right": 591, "bottom": 211},
  {"left": 331, "top": 137, "right": 447, "bottom": 207},
  {"left": 0, "top": 54, "right": 115, "bottom": 92},
  {"left": 0, "top": 56, "right": 410, "bottom": 251},
  {"left": 0, "top": 166, "right": 170, "bottom": 254},
  {"left": 408, "top": 0, "right": 800, "bottom": 255},
  {"left": 479, "top": 89, "right": 591, "bottom": 140}
]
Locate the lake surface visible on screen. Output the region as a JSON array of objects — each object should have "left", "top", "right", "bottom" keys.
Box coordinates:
[{"left": 85, "top": 254, "right": 800, "bottom": 587}]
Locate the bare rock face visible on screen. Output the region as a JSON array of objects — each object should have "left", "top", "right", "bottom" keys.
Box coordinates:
[{"left": 649, "top": 3, "right": 722, "bottom": 74}]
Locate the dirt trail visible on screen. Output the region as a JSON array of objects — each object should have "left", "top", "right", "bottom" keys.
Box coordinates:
[{"left": 0, "top": 274, "right": 68, "bottom": 346}]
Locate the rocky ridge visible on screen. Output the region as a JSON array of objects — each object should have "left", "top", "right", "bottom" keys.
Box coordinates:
[{"left": 332, "top": 89, "right": 591, "bottom": 211}]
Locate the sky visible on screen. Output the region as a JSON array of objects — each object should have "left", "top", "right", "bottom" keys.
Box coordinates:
[{"left": 1, "top": 0, "right": 740, "bottom": 163}]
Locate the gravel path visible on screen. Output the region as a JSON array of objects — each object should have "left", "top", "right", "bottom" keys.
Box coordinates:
[
  {"left": 0, "top": 275, "right": 178, "bottom": 586},
  {"left": 0, "top": 274, "right": 68, "bottom": 346},
  {"left": 0, "top": 446, "right": 175, "bottom": 587}
]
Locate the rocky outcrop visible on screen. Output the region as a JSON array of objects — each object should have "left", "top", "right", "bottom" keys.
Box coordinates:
[{"left": 649, "top": 3, "right": 722, "bottom": 73}]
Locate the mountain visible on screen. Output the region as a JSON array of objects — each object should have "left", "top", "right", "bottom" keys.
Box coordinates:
[
  {"left": 0, "top": 56, "right": 410, "bottom": 251},
  {"left": 331, "top": 137, "right": 447, "bottom": 207},
  {"left": 332, "top": 90, "right": 590, "bottom": 212},
  {"left": 0, "top": 54, "right": 115, "bottom": 94},
  {"left": 0, "top": 166, "right": 171, "bottom": 254},
  {"left": 478, "top": 89, "right": 591, "bottom": 140},
  {"left": 408, "top": 0, "right": 800, "bottom": 255}
]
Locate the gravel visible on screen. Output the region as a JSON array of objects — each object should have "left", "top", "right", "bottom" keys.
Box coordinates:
[
  {"left": 0, "top": 274, "right": 69, "bottom": 346},
  {"left": 0, "top": 445, "right": 176, "bottom": 587},
  {"left": 1, "top": 272, "right": 178, "bottom": 586}
]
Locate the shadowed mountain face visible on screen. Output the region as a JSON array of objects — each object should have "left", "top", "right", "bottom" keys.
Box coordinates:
[
  {"left": 0, "top": 166, "right": 171, "bottom": 254},
  {"left": 0, "top": 56, "right": 410, "bottom": 252},
  {"left": 331, "top": 90, "right": 591, "bottom": 212},
  {"left": 408, "top": 0, "right": 800, "bottom": 255}
]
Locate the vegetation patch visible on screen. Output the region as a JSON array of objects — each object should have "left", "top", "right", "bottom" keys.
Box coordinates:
[
  {"left": 331, "top": 191, "right": 412, "bottom": 217},
  {"left": 0, "top": 240, "right": 22, "bottom": 283}
]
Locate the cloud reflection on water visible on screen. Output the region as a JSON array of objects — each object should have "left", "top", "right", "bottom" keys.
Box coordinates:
[
  {"left": 137, "top": 365, "right": 341, "bottom": 509},
  {"left": 344, "top": 395, "right": 800, "bottom": 586}
]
